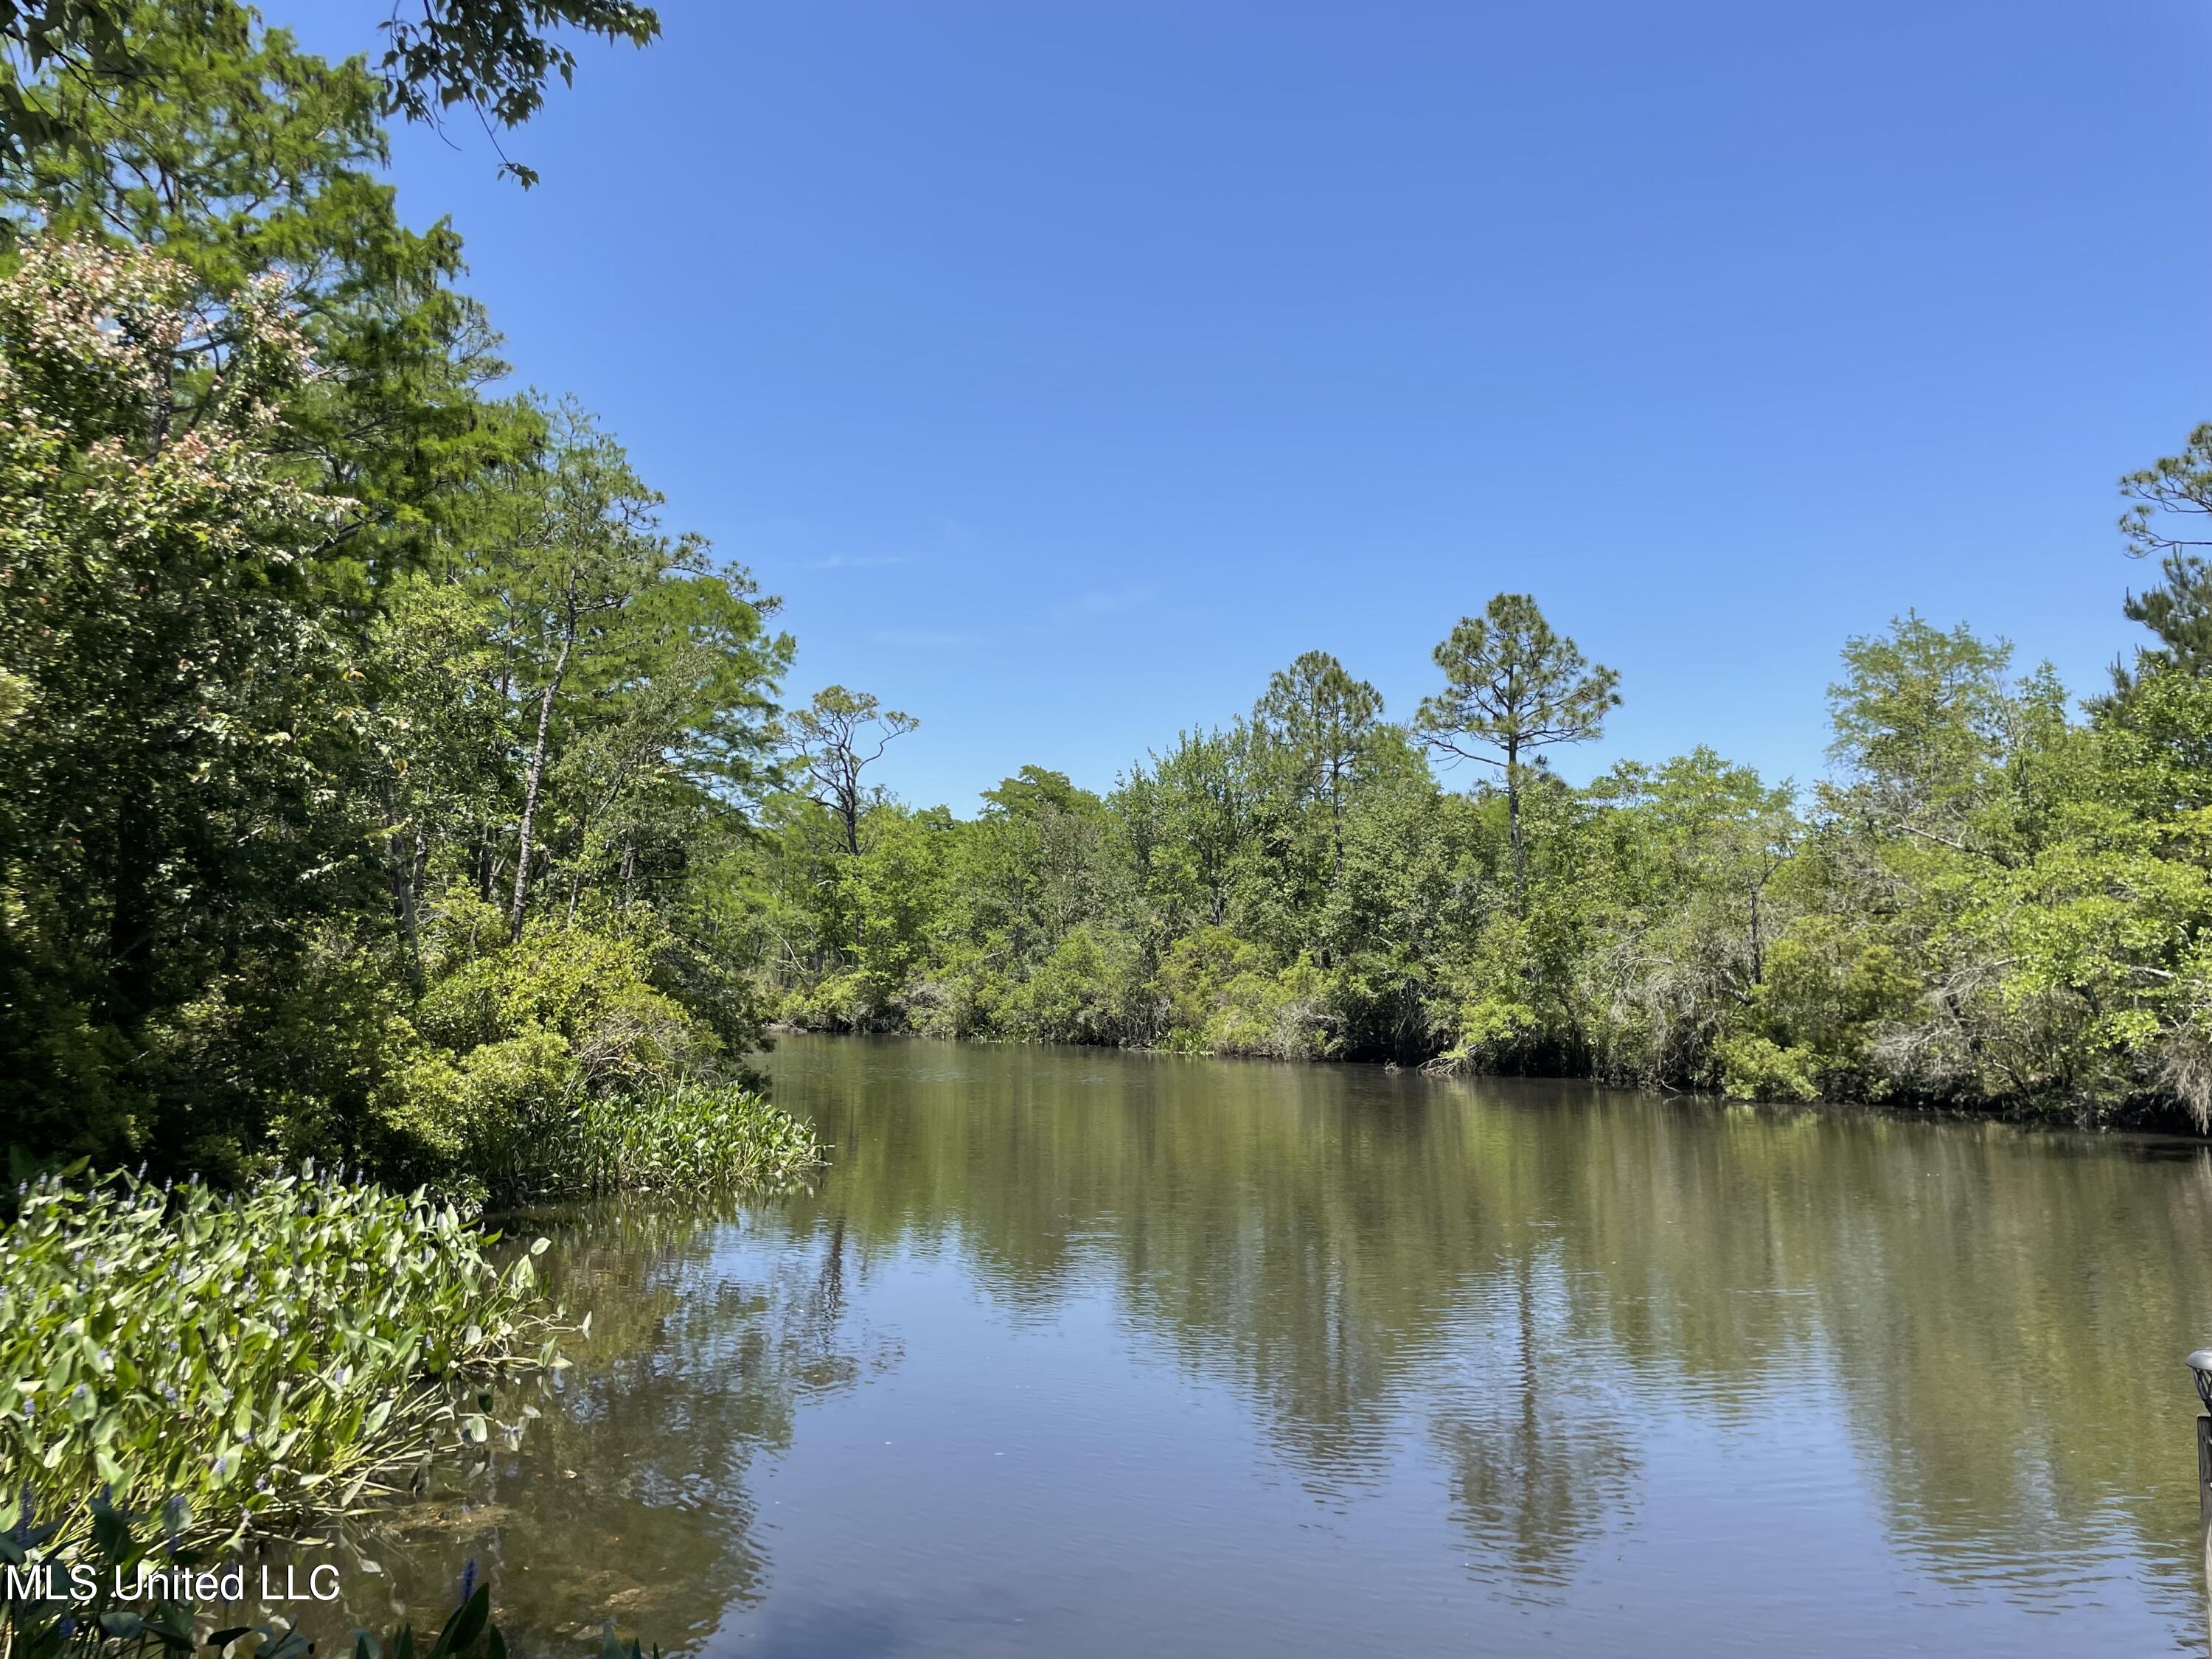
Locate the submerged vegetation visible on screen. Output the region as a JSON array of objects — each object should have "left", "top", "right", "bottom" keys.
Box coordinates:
[
  {"left": 0, "top": 1169, "right": 558, "bottom": 1551},
  {"left": 0, "top": 1498, "right": 653, "bottom": 1659}
]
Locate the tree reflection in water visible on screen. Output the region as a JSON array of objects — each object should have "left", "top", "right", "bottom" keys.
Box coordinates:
[
  {"left": 268, "top": 1037, "right": 2212, "bottom": 1653},
  {"left": 1429, "top": 1251, "right": 1640, "bottom": 1597},
  {"left": 767, "top": 1037, "right": 2212, "bottom": 1618},
  {"left": 320, "top": 1203, "right": 896, "bottom": 1652}
]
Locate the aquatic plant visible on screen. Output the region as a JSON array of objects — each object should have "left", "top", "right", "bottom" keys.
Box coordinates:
[
  {"left": 0, "top": 1169, "right": 563, "bottom": 1553},
  {"left": 470, "top": 1083, "right": 824, "bottom": 1205}
]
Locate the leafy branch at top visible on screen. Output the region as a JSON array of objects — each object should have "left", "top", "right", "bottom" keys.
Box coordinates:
[{"left": 0, "top": 1, "right": 661, "bottom": 183}]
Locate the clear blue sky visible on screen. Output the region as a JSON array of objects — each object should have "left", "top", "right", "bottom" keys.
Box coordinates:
[{"left": 282, "top": 1, "right": 2212, "bottom": 813}]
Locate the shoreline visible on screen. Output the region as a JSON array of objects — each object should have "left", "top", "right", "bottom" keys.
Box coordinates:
[{"left": 762, "top": 1024, "right": 2212, "bottom": 1144}]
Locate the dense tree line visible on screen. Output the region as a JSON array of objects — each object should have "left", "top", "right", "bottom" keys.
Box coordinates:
[
  {"left": 0, "top": 1, "right": 796, "bottom": 1181},
  {"left": 751, "top": 489, "right": 2212, "bottom": 1130}
]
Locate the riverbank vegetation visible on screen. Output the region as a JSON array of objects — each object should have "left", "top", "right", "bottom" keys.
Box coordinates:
[
  {"left": 0, "top": 1, "right": 826, "bottom": 1560},
  {"left": 0, "top": 4, "right": 816, "bottom": 1192},
  {"left": 0, "top": 1169, "right": 558, "bottom": 1552},
  {"left": 748, "top": 482, "right": 2212, "bottom": 1130}
]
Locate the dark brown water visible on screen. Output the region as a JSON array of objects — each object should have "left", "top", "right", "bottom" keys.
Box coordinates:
[{"left": 321, "top": 1036, "right": 2212, "bottom": 1655}]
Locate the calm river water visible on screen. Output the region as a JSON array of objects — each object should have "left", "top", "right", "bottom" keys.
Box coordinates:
[{"left": 336, "top": 1036, "right": 2212, "bottom": 1655}]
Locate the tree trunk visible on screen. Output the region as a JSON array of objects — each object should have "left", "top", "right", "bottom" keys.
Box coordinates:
[
  {"left": 510, "top": 624, "right": 574, "bottom": 941},
  {"left": 1329, "top": 754, "right": 1345, "bottom": 880},
  {"left": 390, "top": 830, "right": 425, "bottom": 990},
  {"left": 105, "top": 807, "right": 159, "bottom": 1026},
  {"left": 1506, "top": 741, "right": 1526, "bottom": 908},
  {"left": 840, "top": 771, "right": 866, "bottom": 957},
  {"left": 838, "top": 765, "right": 861, "bottom": 858},
  {"left": 380, "top": 779, "right": 426, "bottom": 993}
]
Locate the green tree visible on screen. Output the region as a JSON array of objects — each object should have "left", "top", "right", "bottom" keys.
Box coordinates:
[
  {"left": 786, "top": 686, "right": 919, "bottom": 860},
  {"left": 1254, "top": 650, "right": 1384, "bottom": 883},
  {"left": 0, "top": 0, "right": 659, "bottom": 182},
  {"left": 1141, "top": 726, "right": 1256, "bottom": 931},
  {"left": 2115, "top": 422, "right": 2212, "bottom": 678},
  {"left": 6, "top": 1, "right": 524, "bottom": 611},
  {"left": 0, "top": 0, "right": 819, "bottom": 1188},
  {"left": 0, "top": 235, "right": 347, "bottom": 1165},
  {"left": 1822, "top": 612, "right": 2021, "bottom": 852},
  {"left": 1416, "top": 594, "right": 1620, "bottom": 902},
  {"left": 482, "top": 406, "right": 685, "bottom": 936},
  {"left": 958, "top": 768, "right": 1115, "bottom": 991}
]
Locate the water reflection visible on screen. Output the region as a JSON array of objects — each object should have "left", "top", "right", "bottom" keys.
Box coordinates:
[
  {"left": 286, "top": 1038, "right": 2212, "bottom": 1655},
  {"left": 313, "top": 1206, "right": 897, "bottom": 1652},
  {"left": 1426, "top": 1253, "right": 1641, "bottom": 1598},
  {"left": 765, "top": 1040, "right": 2212, "bottom": 1641}
]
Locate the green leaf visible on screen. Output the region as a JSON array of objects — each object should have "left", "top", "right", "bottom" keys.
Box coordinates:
[{"left": 431, "top": 1585, "right": 490, "bottom": 1659}]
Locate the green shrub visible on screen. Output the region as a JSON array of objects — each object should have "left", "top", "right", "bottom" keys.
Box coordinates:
[
  {"left": 1157, "top": 932, "right": 1341, "bottom": 1059},
  {"left": 1715, "top": 1034, "right": 1822, "bottom": 1103},
  {"left": 1439, "top": 995, "right": 1542, "bottom": 1067},
  {"left": 1157, "top": 929, "right": 1267, "bottom": 1051},
  {"left": 1719, "top": 919, "right": 1924, "bottom": 1102},
  {"left": 900, "top": 953, "right": 996, "bottom": 1039},
  {"left": 779, "top": 970, "right": 890, "bottom": 1033},
  {"left": 377, "top": 1032, "right": 586, "bottom": 1193},
  {"left": 568, "top": 1085, "right": 823, "bottom": 1197},
  {"left": 416, "top": 925, "right": 710, "bottom": 1091},
  {"left": 361, "top": 919, "right": 821, "bottom": 1203},
  {"left": 383, "top": 1065, "right": 820, "bottom": 1206},
  {"left": 0, "top": 1170, "right": 560, "bottom": 1552},
  {"left": 998, "top": 928, "right": 1146, "bottom": 1046},
  {"left": 1203, "top": 959, "right": 1338, "bottom": 1060}
]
